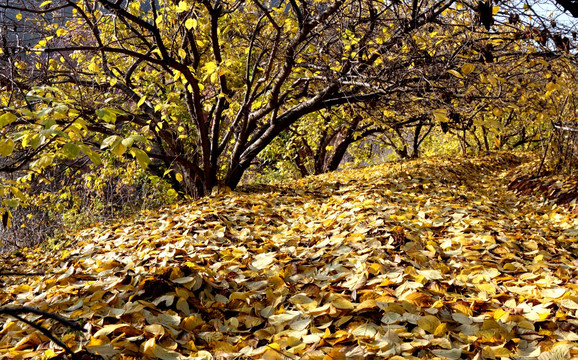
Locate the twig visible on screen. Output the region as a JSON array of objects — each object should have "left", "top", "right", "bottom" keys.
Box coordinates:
[
  {"left": 0, "top": 272, "right": 46, "bottom": 276},
  {"left": 0, "top": 306, "right": 86, "bottom": 358}
]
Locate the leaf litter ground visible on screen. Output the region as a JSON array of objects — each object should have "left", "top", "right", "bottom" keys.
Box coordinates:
[{"left": 0, "top": 152, "right": 577, "bottom": 360}]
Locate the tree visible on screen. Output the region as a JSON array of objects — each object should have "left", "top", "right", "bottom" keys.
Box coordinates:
[
  {"left": 1, "top": 0, "right": 577, "bottom": 232},
  {"left": 0, "top": 0, "right": 473, "bottom": 233},
  {"left": 257, "top": 0, "right": 578, "bottom": 172}
]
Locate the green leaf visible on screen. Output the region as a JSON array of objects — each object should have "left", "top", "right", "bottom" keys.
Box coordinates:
[
  {"left": 96, "top": 108, "right": 117, "bottom": 123},
  {"left": 101, "top": 135, "right": 122, "bottom": 149},
  {"left": 121, "top": 137, "right": 134, "bottom": 148},
  {"left": 78, "top": 144, "right": 102, "bottom": 165},
  {"left": 10, "top": 187, "right": 26, "bottom": 202},
  {"left": 131, "top": 148, "right": 151, "bottom": 169},
  {"left": 62, "top": 143, "right": 80, "bottom": 159},
  {"left": 42, "top": 118, "right": 56, "bottom": 129},
  {"left": 0, "top": 139, "right": 15, "bottom": 156},
  {"left": 0, "top": 112, "right": 17, "bottom": 128},
  {"left": 131, "top": 135, "right": 147, "bottom": 142},
  {"left": 36, "top": 107, "right": 53, "bottom": 118},
  {"left": 30, "top": 135, "right": 42, "bottom": 150},
  {"left": 40, "top": 128, "right": 65, "bottom": 138},
  {"left": 31, "top": 154, "right": 54, "bottom": 170},
  {"left": 3, "top": 199, "right": 18, "bottom": 208},
  {"left": 112, "top": 143, "right": 127, "bottom": 156}
]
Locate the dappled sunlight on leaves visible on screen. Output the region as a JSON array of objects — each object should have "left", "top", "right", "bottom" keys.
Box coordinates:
[{"left": 0, "top": 152, "right": 577, "bottom": 359}]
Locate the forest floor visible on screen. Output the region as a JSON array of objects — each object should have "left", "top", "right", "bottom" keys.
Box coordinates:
[{"left": 0, "top": 151, "right": 577, "bottom": 360}]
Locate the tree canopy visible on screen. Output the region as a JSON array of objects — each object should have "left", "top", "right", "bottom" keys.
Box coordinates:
[{"left": 0, "top": 0, "right": 577, "bottom": 239}]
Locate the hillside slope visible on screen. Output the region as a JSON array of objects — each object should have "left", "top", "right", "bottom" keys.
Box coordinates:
[{"left": 0, "top": 152, "right": 577, "bottom": 360}]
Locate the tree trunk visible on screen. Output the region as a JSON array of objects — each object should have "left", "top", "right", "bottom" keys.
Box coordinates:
[
  {"left": 411, "top": 122, "right": 423, "bottom": 158},
  {"left": 460, "top": 129, "right": 468, "bottom": 156},
  {"left": 225, "top": 161, "right": 251, "bottom": 190},
  {"left": 482, "top": 126, "right": 490, "bottom": 153},
  {"left": 178, "top": 165, "right": 210, "bottom": 198}
]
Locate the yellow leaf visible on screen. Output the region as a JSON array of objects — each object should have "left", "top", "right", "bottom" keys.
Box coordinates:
[
  {"left": 267, "top": 311, "right": 299, "bottom": 326},
  {"left": 432, "top": 348, "right": 462, "bottom": 359},
  {"left": 175, "top": 173, "right": 183, "bottom": 182},
  {"left": 561, "top": 299, "right": 578, "bottom": 309},
  {"left": 263, "top": 343, "right": 284, "bottom": 360},
  {"left": 331, "top": 296, "right": 354, "bottom": 310},
  {"left": 434, "top": 322, "right": 448, "bottom": 336},
  {"left": 447, "top": 69, "right": 463, "bottom": 78},
  {"left": 131, "top": 148, "right": 150, "bottom": 169},
  {"left": 16, "top": 13, "right": 22, "bottom": 21},
  {"left": 541, "top": 287, "right": 567, "bottom": 299},
  {"left": 185, "top": 18, "right": 197, "bottom": 30},
  {"left": 0, "top": 139, "right": 15, "bottom": 156},
  {"left": 352, "top": 323, "right": 378, "bottom": 338},
  {"left": 88, "top": 61, "right": 99, "bottom": 73},
  {"left": 44, "top": 349, "right": 57, "bottom": 357},
  {"left": 203, "top": 61, "right": 218, "bottom": 76},
  {"left": 290, "top": 294, "right": 315, "bottom": 305},
  {"left": 418, "top": 315, "right": 441, "bottom": 334},
  {"left": 493, "top": 308, "right": 509, "bottom": 322},
  {"left": 213, "top": 341, "right": 235, "bottom": 353},
  {"left": 137, "top": 95, "right": 147, "bottom": 108},
  {"left": 93, "top": 324, "right": 130, "bottom": 337},
  {"left": 323, "top": 351, "right": 346, "bottom": 360},
  {"left": 461, "top": 63, "right": 475, "bottom": 75},
  {"left": 405, "top": 292, "right": 432, "bottom": 307},
  {"left": 476, "top": 283, "right": 496, "bottom": 295},
  {"left": 433, "top": 109, "right": 449, "bottom": 122},
  {"left": 182, "top": 315, "right": 205, "bottom": 331},
  {"left": 251, "top": 252, "right": 275, "bottom": 270},
  {"left": 142, "top": 337, "right": 156, "bottom": 356},
  {"left": 487, "top": 75, "right": 498, "bottom": 86},
  {"left": 0, "top": 112, "right": 17, "bottom": 127},
  {"left": 356, "top": 299, "right": 377, "bottom": 311},
  {"left": 176, "top": 1, "right": 189, "bottom": 13},
  {"left": 152, "top": 343, "right": 182, "bottom": 360}
]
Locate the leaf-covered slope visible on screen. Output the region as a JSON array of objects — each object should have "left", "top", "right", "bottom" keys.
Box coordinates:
[{"left": 1, "top": 152, "right": 577, "bottom": 360}]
